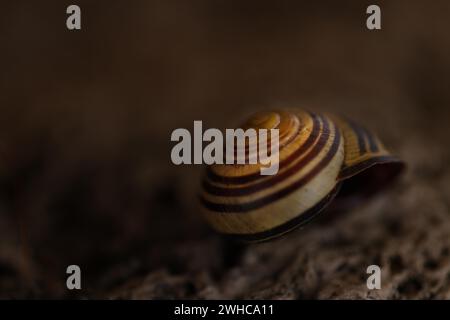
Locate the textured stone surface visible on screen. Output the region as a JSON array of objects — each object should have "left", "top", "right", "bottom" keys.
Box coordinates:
[{"left": 108, "top": 144, "right": 450, "bottom": 299}]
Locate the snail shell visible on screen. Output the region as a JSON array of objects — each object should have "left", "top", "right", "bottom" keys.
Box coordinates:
[{"left": 200, "top": 109, "right": 404, "bottom": 242}]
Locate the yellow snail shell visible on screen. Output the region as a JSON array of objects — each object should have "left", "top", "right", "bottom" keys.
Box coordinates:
[{"left": 200, "top": 109, "right": 404, "bottom": 242}]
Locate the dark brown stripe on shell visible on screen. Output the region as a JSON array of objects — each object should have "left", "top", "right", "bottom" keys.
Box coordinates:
[
  {"left": 221, "top": 183, "right": 342, "bottom": 242},
  {"left": 230, "top": 120, "right": 302, "bottom": 163},
  {"left": 363, "top": 128, "right": 379, "bottom": 153},
  {"left": 348, "top": 120, "right": 367, "bottom": 155},
  {"left": 200, "top": 121, "right": 341, "bottom": 213},
  {"left": 203, "top": 116, "right": 330, "bottom": 197},
  {"left": 206, "top": 112, "right": 321, "bottom": 185}
]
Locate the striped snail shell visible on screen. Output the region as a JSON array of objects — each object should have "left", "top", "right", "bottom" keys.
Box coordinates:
[{"left": 200, "top": 109, "right": 404, "bottom": 242}]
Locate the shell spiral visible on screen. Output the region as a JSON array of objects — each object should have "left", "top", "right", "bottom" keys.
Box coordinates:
[{"left": 200, "top": 109, "right": 404, "bottom": 242}]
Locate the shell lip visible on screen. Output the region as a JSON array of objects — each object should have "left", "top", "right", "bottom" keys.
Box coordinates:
[
  {"left": 334, "top": 156, "right": 405, "bottom": 211},
  {"left": 338, "top": 155, "right": 405, "bottom": 181}
]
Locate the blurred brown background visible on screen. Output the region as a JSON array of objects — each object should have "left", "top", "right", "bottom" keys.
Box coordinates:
[{"left": 1, "top": 0, "right": 450, "bottom": 298}]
